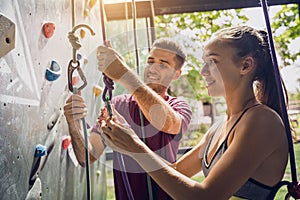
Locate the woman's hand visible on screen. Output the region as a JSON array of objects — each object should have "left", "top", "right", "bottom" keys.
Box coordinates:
[
  {"left": 100, "top": 119, "right": 145, "bottom": 155},
  {"left": 97, "top": 107, "right": 109, "bottom": 123}
]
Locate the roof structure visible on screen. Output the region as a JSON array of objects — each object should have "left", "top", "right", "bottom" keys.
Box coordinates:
[{"left": 104, "top": 0, "right": 300, "bottom": 21}]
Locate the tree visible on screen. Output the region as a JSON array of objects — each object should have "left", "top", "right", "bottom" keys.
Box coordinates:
[{"left": 272, "top": 4, "right": 300, "bottom": 66}]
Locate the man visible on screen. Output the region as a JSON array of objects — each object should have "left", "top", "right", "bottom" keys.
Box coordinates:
[{"left": 64, "top": 38, "right": 192, "bottom": 199}]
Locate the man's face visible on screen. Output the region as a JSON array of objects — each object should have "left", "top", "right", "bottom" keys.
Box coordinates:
[{"left": 144, "top": 48, "right": 181, "bottom": 94}]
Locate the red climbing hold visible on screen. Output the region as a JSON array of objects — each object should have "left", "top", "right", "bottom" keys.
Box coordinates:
[
  {"left": 43, "top": 22, "right": 55, "bottom": 38},
  {"left": 62, "top": 136, "right": 71, "bottom": 150}
]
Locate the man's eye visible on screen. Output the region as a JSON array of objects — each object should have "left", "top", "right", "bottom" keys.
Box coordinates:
[
  {"left": 204, "top": 59, "right": 215, "bottom": 67},
  {"left": 159, "top": 63, "right": 168, "bottom": 69}
]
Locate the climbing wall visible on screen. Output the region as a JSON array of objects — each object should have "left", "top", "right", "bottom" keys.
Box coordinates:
[{"left": 0, "top": 0, "right": 106, "bottom": 199}]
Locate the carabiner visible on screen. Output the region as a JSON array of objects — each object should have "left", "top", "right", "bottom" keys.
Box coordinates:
[
  {"left": 102, "top": 75, "right": 113, "bottom": 101},
  {"left": 105, "top": 96, "right": 113, "bottom": 119},
  {"left": 67, "top": 60, "right": 87, "bottom": 93},
  {"left": 102, "top": 74, "right": 114, "bottom": 119}
]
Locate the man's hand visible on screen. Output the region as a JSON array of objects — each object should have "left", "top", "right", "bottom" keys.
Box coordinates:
[{"left": 97, "top": 45, "right": 129, "bottom": 82}]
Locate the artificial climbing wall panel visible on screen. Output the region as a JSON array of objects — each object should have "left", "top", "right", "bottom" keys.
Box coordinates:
[{"left": 0, "top": 0, "right": 106, "bottom": 199}]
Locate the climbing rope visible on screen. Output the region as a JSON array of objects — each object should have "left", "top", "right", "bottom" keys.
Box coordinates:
[
  {"left": 128, "top": 0, "right": 154, "bottom": 199},
  {"left": 99, "top": 0, "right": 134, "bottom": 199},
  {"left": 130, "top": 0, "right": 155, "bottom": 199},
  {"left": 260, "top": 0, "right": 300, "bottom": 199},
  {"left": 132, "top": 0, "right": 140, "bottom": 75},
  {"left": 68, "top": 1, "right": 96, "bottom": 199}
]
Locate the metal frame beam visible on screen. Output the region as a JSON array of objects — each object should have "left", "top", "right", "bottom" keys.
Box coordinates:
[{"left": 104, "top": 0, "right": 300, "bottom": 21}]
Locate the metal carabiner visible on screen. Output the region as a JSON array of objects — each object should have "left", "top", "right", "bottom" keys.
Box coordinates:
[
  {"left": 104, "top": 96, "right": 113, "bottom": 119},
  {"left": 67, "top": 59, "right": 87, "bottom": 93},
  {"left": 102, "top": 74, "right": 114, "bottom": 118},
  {"left": 67, "top": 23, "right": 94, "bottom": 94}
]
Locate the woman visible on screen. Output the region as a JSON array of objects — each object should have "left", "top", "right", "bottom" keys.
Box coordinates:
[{"left": 100, "top": 26, "right": 289, "bottom": 200}]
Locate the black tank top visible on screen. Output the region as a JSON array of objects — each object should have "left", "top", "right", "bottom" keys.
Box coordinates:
[{"left": 202, "top": 104, "right": 279, "bottom": 199}]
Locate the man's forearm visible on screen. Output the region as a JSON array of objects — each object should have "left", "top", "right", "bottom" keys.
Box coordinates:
[
  {"left": 119, "top": 72, "right": 181, "bottom": 134},
  {"left": 134, "top": 86, "right": 181, "bottom": 133}
]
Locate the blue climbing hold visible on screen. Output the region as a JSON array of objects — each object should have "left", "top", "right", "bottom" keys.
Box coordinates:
[
  {"left": 77, "top": 53, "right": 82, "bottom": 60},
  {"left": 45, "top": 60, "right": 61, "bottom": 81},
  {"left": 34, "top": 144, "right": 47, "bottom": 157}
]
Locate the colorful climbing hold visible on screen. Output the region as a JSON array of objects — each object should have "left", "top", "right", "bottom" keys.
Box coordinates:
[
  {"left": 45, "top": 60, "right": 61, "bottom": 81},
  {"left": 42, "top": 22, "right": 55, "bottom": 38},
  {"left": 0, "top": 14, "right": 15, "bottom": 58},
  {"left": 89, "top": 0, "right": 97, "bottom": 8},
  {"left": 60, "top": 136, "right": 71, "bottom": 161},
  {"left": 62, "top": 136, "right": 71, "bottom": 150},
  {"left": 84, "top": 8, "right": 90, "bottom": 17},
  {"left": 93, "top": 85, "right": 103, "bottom": 97},
  {"left": 34, "top": 144, "right": 47, "bottom": 157},
  {"left": 80, "top": 29, "right": 86, "bottom": 39},
  {"left": 77, "top": 52, "right": 82, "bottom": 60},
  {"left": 96, "top": 169, "right": 101, "bottom": 176}
]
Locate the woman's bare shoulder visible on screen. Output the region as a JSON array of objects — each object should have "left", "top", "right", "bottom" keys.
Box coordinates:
[
  {"left": 246, "top": 104, "right": 284, "bottom": 125},
  {"left": 237, "top": 104, "right": 286, "bottom": 142}
]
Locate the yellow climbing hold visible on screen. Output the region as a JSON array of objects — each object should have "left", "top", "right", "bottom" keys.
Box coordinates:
[
  {"left": 80, "top": 29, "right": 86, "bottom": 39},
  {"left": 84, "top": 8, "right": 90, "bottom": 17},
  {"left": 96, "top": 169, "right": 101, "bottom": 176},
  {"left": 89, "top": 0, "right": 97, "bottom": 8},
  {"left": 93, "top": 85, "right": 103, "bottom": 97}
]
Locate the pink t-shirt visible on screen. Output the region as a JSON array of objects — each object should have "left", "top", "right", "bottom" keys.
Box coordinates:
[{"left": 94, "top": 94, "right": 192, "bottom": 200}]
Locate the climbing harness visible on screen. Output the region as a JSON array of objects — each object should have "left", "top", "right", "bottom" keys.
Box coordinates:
[
  {"left": 67, "top": 0, "right": 96, "bottom": 199},
  {"left": 260, "top": 0, "right": 300, "bottom": 199}
]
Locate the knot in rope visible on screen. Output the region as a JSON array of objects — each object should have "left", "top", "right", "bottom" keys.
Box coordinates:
[{"left": 68, "top": 32, "right": 81, "bottom": 50}]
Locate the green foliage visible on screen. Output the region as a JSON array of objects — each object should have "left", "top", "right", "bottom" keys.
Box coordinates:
[
  {"left": 155, "top": 9, "right": 248, "bottom": 44},
  {"left": 289, "top": 93, "right": 300, "bottom": 101},
  {"left": 272, "top": 4, "right": 300, "bottom": 66}
]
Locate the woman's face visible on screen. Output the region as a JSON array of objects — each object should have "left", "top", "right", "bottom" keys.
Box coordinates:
[{"left": 201, "top": 40, "right": 241, "bottom": 98}]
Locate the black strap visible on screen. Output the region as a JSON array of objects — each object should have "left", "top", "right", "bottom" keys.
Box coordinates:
[{"left": 224, "top": 104, "right": 260, "bottom": 148}]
